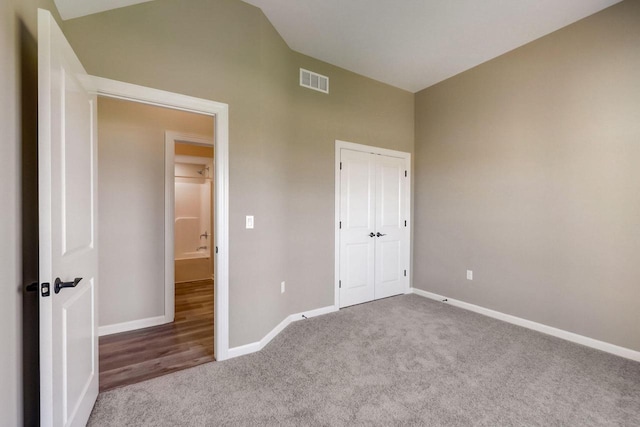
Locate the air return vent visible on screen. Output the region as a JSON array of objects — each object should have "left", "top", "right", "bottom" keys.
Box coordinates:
[{"left": 300, "top": 68, "right": 329, "bottom": 94}]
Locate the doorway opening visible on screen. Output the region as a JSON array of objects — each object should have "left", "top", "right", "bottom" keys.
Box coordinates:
[
  {"left": 173, "top": 142, "right": 214, "bottom": 284},
  {"left": 37, "top": 10, "right": 230, "bottom": 421},
  {"left": 96, "top": 96, "right": 218, "bottom": 391}
]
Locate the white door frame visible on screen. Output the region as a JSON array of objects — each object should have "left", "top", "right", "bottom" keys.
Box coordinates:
[
  {"left": 91, "top": 76, "right": 231, "bottom": 361},
  {"left": 334, "top": 140, "right": 412, "bottom": 308}
]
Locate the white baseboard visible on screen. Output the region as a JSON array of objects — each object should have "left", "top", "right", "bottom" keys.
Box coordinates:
[
  {"left": 226, "top": 341, "right": 262, "bottom": 359},
  {"left": 290, "top": 304, "right": 339, "bottom": 321},
  {"left": 227, "top": 305, "right": 338, "bottom": 359},
  {"left": 410, "top": 288, "right": 640, "bottom": 362},
  {"left": 98, "top": 315, "right": 171, "bottom": 337}
]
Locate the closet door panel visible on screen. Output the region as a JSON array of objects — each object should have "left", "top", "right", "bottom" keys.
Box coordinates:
[
  {"left": 374, "top": 155, "right": 407, "bottom": 299},
  {"left": 339, "top": 149, "right": 376, "bottom": 308}
]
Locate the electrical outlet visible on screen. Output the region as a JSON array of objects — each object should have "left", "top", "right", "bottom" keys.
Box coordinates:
[
  {"left": 466, "top": 270, "right": 473, "bottom": 281},
  {"left": 246, "top": 215, "right": 254, "bottom": 229},
  {"left": 281, "top": 281, "right": 285, "bottom": 294}
]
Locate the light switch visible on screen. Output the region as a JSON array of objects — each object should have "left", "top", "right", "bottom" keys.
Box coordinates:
[{"left": 246, "top": 215, "right": 254, "bottom": 229}]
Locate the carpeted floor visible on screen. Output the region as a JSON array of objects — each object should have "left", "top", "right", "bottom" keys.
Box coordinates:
[{"left": 88, "top": 294, "right": 640, "bottom": 426}]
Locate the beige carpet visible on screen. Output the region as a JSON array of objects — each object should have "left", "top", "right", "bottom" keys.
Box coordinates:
[{"left": 88, "top": 294, "right": 640, "bottom": 426}]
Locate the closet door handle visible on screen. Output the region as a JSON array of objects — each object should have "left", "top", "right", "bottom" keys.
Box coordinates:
[
  {"left": 368, "top": 232, "right": 376, "bottom": 238},
  {"left": 376, "top": 232, "right": 386, "bottom": 237}
]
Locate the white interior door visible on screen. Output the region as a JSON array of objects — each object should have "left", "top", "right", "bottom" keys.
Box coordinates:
[
  {"left": 338, "top": 146, "right": 409, "bottom": 308},
  {"left": 339, "top": 149, "right": 376, "bottom": 308},
  {"left": 374, "top": 155, "right": 407, "bottom": 299},
  {"left": 38, "top": 9, "right": 99, "bottom": 427}
]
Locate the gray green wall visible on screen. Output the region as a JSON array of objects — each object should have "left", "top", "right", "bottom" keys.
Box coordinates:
[
  {"left": 0, "top": 2, "right": 22, "bottom": 423},
  {"left": 61, "top": 0, "right": 414, "bottom": 348},
  {"left": 414, "top": 0, "right": 640, "bottom": 352}
]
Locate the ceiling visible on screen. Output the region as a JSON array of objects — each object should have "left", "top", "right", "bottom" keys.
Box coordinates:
[
  {"left": 55, "top": 0, "right": 622, "bottom": 92},
  {"left": 54, "top": 0, "right": 154, "bottom": 20}
]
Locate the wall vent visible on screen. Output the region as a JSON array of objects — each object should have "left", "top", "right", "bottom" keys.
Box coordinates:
[{"left": 300, "top": 68, "right": 329, "bottom": 94}]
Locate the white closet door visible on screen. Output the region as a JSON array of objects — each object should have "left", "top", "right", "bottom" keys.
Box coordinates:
[
  {"left": 339, "top": 149, "right": 376, "bottom": 308},
  {"left": 374, "top": 155, "right": 407, "bottom": 299}
]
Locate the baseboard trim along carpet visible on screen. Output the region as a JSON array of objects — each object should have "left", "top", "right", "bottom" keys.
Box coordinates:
[
  {"left": 98, "top": 315, "right": 172, "bottom": 337},
  {"left": 410, "top": 287, "right": 640, "bottom": 362},
  {"left": 228, "top": 305, "right": 338, "bottom": 359}
]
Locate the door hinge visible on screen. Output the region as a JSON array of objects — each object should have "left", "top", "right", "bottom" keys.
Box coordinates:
[
  {"left": 339, "top": 221, "right": 342, "bottom": 229},
  {"left": 340, "top": 162, "right": 342, "bottom": 170},
  {"left": 404, "top": 220, "right": 407, "bottom": 227},
  {"left": 405, "top": 170, "right": 407, "bottom": 177},
  {"left": 339, "top": 280, "right": 342, "bottom": 289},
  {"left": 41, "top": 282, "right": 50, "bottom": 297},
  {"left": 404, "top": 270, "right": 407, "bottom": 277},
  {"left": 215, "top": 246, "right": 218, "bottom": 254}
]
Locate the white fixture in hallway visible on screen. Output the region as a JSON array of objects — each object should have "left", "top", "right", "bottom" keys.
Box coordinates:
[
  {"left": 467, "top": 270, "right": 473, "bottom": 281},
  {"left": 174, "top": 150, "right": 214, "bottom": 283},
  {"left": 246, "top": 215, "right": 254, "bottom": 229}
]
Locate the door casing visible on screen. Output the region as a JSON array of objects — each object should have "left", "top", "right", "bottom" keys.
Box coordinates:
[
  {"left": 334, "top": 140, "right": 412, "bottom": 308},
  {"left": 91, "top": 76, "right": 231, "bottom": 361}
]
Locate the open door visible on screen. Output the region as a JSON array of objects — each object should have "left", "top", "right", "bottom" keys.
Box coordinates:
[{"left": 38, "top": 9, "right": 99, "bottom": 426}]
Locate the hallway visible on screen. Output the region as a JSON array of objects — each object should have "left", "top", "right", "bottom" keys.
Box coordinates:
[{"left": 98, "top": 279, "right": 215, "bottom": 391}]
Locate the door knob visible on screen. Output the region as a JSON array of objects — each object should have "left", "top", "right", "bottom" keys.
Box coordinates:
[
  {"left": 54, "top": 277, "right": 82, "bottom": 294},
  {"left": 368, "top": 232, "right": 375, "bottom": 238},
  {"left": 376, "top": 232, "right": 386, "bottom": 237}
]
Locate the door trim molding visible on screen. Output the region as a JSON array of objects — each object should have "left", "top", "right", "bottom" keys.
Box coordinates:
[
  {"left": 91, "top": 76, "right": 231, "bottom": 361},
  {"left": 334, "top": 140, "right": 412, "bottom": 309}
]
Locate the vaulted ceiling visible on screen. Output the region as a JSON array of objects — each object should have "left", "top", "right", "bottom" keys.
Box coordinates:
[
  {"left": 54, "top": 0, "right": 154, "bottom": 21},
  {"left": 55, "top": 0, "right": 622, "bottom": 92}
]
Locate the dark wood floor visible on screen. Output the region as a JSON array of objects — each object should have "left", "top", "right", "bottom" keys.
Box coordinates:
[{"left": 99, "top": 279, "right": 214, "bottom": 391}]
